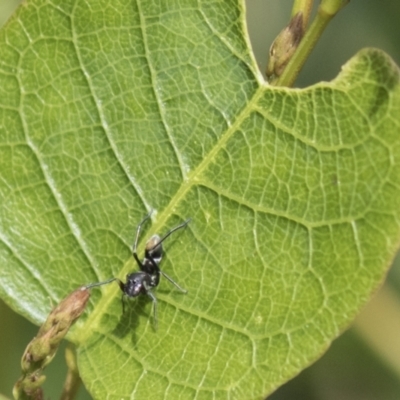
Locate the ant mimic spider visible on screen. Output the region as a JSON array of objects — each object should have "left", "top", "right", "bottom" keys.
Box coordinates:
[{"left": 87, "top": 212, "right": 190, "bottom": 329}]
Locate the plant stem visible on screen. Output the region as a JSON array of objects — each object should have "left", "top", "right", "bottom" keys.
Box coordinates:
[
  {"left": 291, "top": 0, "right": 314, "bottom": 29},
  {"left": 60, "top": 345, "right": 82, "bottom": 400},
  {"left": 274, "top": 0, "right": 350, "bottom": 87}
]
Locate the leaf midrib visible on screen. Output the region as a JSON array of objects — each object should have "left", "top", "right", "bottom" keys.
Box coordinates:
[{"left": 72, "top": 83, "right": 266, "bottom": 343}]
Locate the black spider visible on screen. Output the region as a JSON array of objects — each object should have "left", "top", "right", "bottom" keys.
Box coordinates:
[{"left": 87, "top": 211, "right": 190, "bottom": 329}]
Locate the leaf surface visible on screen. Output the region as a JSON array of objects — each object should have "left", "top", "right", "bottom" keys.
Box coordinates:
[{"left": 0, "top": 1, "right": 400, "bottom": 399}]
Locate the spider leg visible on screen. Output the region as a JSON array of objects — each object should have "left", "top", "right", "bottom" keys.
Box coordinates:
[
  {"left": 143, "top": 281, "right": 158, "bottom": 330},
  {"left": 151, "top": 218, "right": 191, "bottom": 250},
  {"left": 160, "top": 271, "right": 187, "bottom": 293},
  {"left": 132, "top": 210, "right": 153, "bottom": 266},
  {"left": 84, "top": 277, "right": 116, "bottom": 289}
]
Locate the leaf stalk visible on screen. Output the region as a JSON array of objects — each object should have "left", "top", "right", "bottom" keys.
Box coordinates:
[{"left": 273, "top": 0, "right": 350, "bottom": 87}]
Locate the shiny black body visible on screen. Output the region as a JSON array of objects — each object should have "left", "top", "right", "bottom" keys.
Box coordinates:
[{"left": 116, "top": 212, "right": 189, "bottom": 328}]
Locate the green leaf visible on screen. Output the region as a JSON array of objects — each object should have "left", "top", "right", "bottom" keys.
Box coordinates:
[{"left": 1, "top": 0, "right": 400, "bottom": 399}]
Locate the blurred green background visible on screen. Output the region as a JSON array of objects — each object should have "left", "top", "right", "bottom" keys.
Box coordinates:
[{"left": 0, "top": 1, "right": 399, "bottom": 399}]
